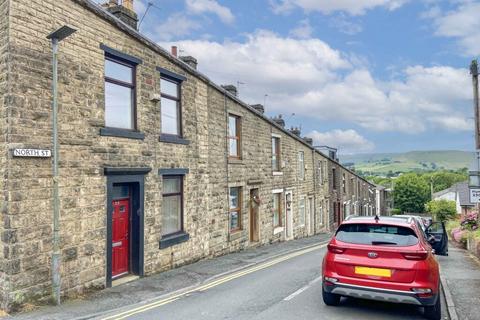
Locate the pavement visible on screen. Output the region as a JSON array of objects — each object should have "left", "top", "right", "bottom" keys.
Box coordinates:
[
  {"left": 437, "top": 243, "right": 480, "bottom": 320},
  {"left": 4, "top": 233, "right": 332, "bottom": 320}
]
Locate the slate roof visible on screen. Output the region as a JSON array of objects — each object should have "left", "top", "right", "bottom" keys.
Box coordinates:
[{"left": 434, "top": 182, "right": 474, "bottom": 207}]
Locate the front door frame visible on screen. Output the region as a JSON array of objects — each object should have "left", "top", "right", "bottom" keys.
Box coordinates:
[
  {"left": 105, "top": 167, "right": 151, "bottom": 287},
  {"left": 249, "top": 188, "right": 260, "bottom": 242},
  {"left": 285, "top": 190, "right": 293, "bottom": 240}
]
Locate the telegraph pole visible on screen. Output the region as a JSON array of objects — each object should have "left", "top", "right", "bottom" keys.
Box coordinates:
[{"left": 470, "top": 60, "right": 480, "bottom": 223}]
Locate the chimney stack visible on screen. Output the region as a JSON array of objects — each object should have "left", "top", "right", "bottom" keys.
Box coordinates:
[
  {"left": 272, "top": 115, "right": 285, "bottom": 128},
  {"left": 180, "top": 56, "right": 198, "bottom": 70},
  {"left": 103, "top": 0, "right": 138, "bottom": 30},
  {"left": 222, "top": 85, "right": 238, "bottom": 97},
  {"left": 251, "top": 104, "right": 265, "bottom": 114},
  {"left": 290, "top": 127, "right": 301, "bottom": 136},
  {"left": 171, "top": 46, "right": 178, "bottom": 57}
]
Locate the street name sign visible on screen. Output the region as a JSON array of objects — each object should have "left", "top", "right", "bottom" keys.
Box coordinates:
[
  {"left": 470, "top": 188, "right": 480, "bottom": 203},
  {"left": 13, "top": 148, "right": 51, "bottom": 158}
]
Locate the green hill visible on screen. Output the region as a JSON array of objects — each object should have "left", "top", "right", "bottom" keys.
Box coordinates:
[{"left": 341, "top": 150, "right": 473, "bottom": 175}]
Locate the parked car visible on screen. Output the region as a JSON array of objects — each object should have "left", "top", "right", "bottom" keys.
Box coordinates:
[{"left": 322, "top": 216, "right": 448, "bottom": 320}]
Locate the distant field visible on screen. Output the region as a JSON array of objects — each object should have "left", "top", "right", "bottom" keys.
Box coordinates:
[{"left": 341, "top": 150, "right": 473, "bottom": 175}]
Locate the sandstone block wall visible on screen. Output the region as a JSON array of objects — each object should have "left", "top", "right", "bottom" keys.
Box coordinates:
[
  {"left": 0, "top": 0, "right": 9, "bottom": 310},
  {"left": 0, "top": 0, "right": 378, "bottom": 310}
]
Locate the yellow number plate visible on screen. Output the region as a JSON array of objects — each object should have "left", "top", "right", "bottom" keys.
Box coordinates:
[{"left": 355, "top": 266, "right": 391, "bottom": 277}]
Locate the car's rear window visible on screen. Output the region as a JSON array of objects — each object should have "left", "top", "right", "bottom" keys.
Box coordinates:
[{"left": 336, "top": 223, "right": 418, "bottom": 246}]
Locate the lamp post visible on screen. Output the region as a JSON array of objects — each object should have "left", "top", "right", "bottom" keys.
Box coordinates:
[
  {"left": 46, "top": 25, "right": 77, "bottom": 306},
  {"left": 470, "top": 59, "right": 480, "bottom": 223}
]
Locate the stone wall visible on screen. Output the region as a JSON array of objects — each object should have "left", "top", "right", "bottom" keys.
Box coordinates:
[
  {"left": 0, "top": 0, "right": 378, "bottom": 310},
  {"left": 0, "top": 0, "right": 9, "bottom": 310}
]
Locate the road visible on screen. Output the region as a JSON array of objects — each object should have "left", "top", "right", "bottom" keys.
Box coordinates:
[{"left": 98, "top": 244, "right": 449, "bottom": 320}]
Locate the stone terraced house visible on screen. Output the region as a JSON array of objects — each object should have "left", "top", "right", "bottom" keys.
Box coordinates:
[{"left": 0, "top": 0, "right": 377, "bottom": 310}]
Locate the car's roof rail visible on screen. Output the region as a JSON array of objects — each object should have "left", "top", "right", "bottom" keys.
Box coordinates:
[{"left": 407, "top": 217, "right": 414, "bottom": 224}]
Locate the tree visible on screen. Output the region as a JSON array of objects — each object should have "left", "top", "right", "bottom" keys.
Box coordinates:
[
  {"left": 425, "top": 199, "right": 457, "bottom": 222},
  {"left": 422, "top": 171, "right": 467, "bottom": 194},
  {"left": 393, "top": 173, "right": 430, "bottom": 213}
]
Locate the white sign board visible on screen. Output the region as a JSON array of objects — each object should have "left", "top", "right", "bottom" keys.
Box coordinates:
[
  {"left": 13, "top": 149, "right": 51, "bottom": 158},
  {"left": 470, "top": 188, "right": 480, "bottom": 204}
]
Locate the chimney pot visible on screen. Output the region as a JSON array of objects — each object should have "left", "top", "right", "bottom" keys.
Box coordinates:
[
  {"left": 222, "top": 85, "right": 238, "bottom": 97},
  {"left": 251, "top": 104, "right": 265, "bottom": 114},
  {"left": 272, "top": 115, "right": 285, "bottom": 128},
  {"left": 290, "top": 127, "right": 301, "bottom": 136},
  {"left": 171, "top": 46, "right": 178, "bottom": 57},
  {"left": 180, "top": 56, "right": 198, "bottom": 70},
  {"left": 303, "top": 137, "right": 313, "bottom": 145}
]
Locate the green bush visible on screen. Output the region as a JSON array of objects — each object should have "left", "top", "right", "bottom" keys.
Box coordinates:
[{"left": 425, "top": 199, "right": 457, "bottom": 222}]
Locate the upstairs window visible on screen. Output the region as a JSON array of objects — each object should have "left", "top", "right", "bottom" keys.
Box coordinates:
[
  {"left": 161, "top": 77, "right": 182, "bottom": 136},
  {"left": 298, "top": 151, "right": 305, "bottom": 180},
  {"left": 228, "top": 115, "right": 241, "bottom": 158},
  {"left": 342, "top": 173, "right": 346, "bottom": 193},
  {"left": 272, "top": 137, "right": 281, "bottom": 171},
  {"left": 332, "top": 168, "right": 337, "bottom": 190},
  {"left": 104, "top": 57, "right": 136, "bottom": 129}
]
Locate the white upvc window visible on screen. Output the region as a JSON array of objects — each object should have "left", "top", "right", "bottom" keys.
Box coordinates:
[{"left": 299, "top": 197, "right": 306, "bottom": 226}]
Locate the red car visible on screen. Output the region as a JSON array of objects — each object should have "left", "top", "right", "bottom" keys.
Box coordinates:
[{"left": 322, "top": 216, "right": 447, "bottom": 320}]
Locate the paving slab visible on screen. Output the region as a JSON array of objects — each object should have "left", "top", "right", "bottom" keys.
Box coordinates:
[{"left": 437, "top": 244, "right": 480, "bottom": 320}]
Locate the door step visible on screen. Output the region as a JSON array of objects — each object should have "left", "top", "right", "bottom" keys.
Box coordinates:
[{"left": 112, "top": 275, "right": 139, "bottom": 287}]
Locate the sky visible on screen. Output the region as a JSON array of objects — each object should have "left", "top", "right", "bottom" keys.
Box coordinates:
[{"left": 103, "top": 0, "right": 480, "bottom": 154}]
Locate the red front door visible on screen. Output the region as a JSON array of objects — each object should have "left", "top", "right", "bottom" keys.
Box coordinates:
[{"left": 112, "top": 198, "right": 130, "bottom": 278}]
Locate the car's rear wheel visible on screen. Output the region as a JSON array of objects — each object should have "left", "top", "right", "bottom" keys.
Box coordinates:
[
  {"left": 424, "top": 295, "right": 441, "bottom": 320},
  {"left": 322, "top": 286, "right": 340, "bottom": 306}
]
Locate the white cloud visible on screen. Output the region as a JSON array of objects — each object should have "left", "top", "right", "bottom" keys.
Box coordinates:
[
  {"left": 289, "top": 19, "right": 313, "bottom": 39},
  {"left": 428, "top": 2, "right": 480, "bottom": 55},
  {"left": 154, "top": 13, "right": 201, "bottom": 41},
  {"left": 307, "top": 129, "right": 375, "bottom": 154},
  {"left": 329, "top": 14, "right": 363, "bottom": 35},
  {"left": 163, "top": 31, "right": 471, "bottom": 134},
  {"left": 270, "top": 0, "right": 409, "bottom": 16},
  {"left": 186, "top": 0, "right": 235, "bottom": 24}
]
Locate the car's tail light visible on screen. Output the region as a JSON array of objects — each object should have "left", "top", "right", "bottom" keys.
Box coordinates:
[
  {"left": 327, "top": 244, "right": 346, "bottom": 254},
  {"left": 402, "top": 251, "right": 428, "bottom": 260},
  {"left": 411, "top": 288, "right": 433, "bottom": 297},
  {"left": 324, "top": 277, "right": 339, "bottom": 285}
]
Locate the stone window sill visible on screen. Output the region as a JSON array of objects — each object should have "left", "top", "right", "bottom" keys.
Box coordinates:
[
  {"left": 273, "top": 227, "right": 284, "bottom": 235},
  {"left": 159, "top": 134, "right": 190, "bottom": 145},
  {"left": 228, "top": 158, "right": 244, "bottom": 165},
  {"left": 229, "top": 230, "right": 243, "bottom": 241},
  {"left": 273, "top": 171, "right": 283, "bottom": 176},
  {"left": 159, "top": 232, "right": 190, "bottom": 249},
  {"left": 100, "top": 127, "right": 145, "bottom": 140}
]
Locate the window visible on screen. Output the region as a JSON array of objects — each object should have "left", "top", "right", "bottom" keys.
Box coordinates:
[
  {"left": 229, "top": 187, "right": 242, "bottom": 232},
  {"left": 298, "top": 151, "right": 305, "bottom": 180},
  {"left": 161, "top": 77, "right": 182, "bottom": 136},
  {"left": 273, "top": 193, "right": 282, "bottom": 227},
  {"left": 104, "top": 57, "right": 136, "bottom": 129},
  {"left": 299, "top": 197, "right": 306, "bottom": 226},
  {"left": 228, "top": 115, "right": 241, "bottom": 158},
  {"left": 272, "top": 137, "right": 281, "bottom": 171},
  {"left": 336, "top": 224, "right": 418, "bottom": 246},
  {"left": 332, "top": 168, "right": 337, "bottom": 190},
  {"left": 342, "top": 173, "right": 346, "bottom": 192},
  {"left": 318, "top": 161, "right": 323, "bottom": 185},
  {"left": 162, "top": 176, "right": 183, "bottom": 236}
]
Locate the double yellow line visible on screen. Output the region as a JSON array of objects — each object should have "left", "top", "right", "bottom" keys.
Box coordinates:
[{"left": 100, "top": 243, "right": 327, "bottom": 320}]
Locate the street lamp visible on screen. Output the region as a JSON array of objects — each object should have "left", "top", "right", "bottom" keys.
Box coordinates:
[{"left": 46, "top": 25, "right": 77, "bottom": 306}]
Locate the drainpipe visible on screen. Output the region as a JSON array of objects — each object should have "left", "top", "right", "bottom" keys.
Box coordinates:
[{"left": 224, "top": 92, "right": 230, "bottom": 242}]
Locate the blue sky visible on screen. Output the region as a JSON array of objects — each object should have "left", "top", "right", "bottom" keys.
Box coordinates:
[{"left": 110, "top": 0, "right": 480, "bottom": 154}]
